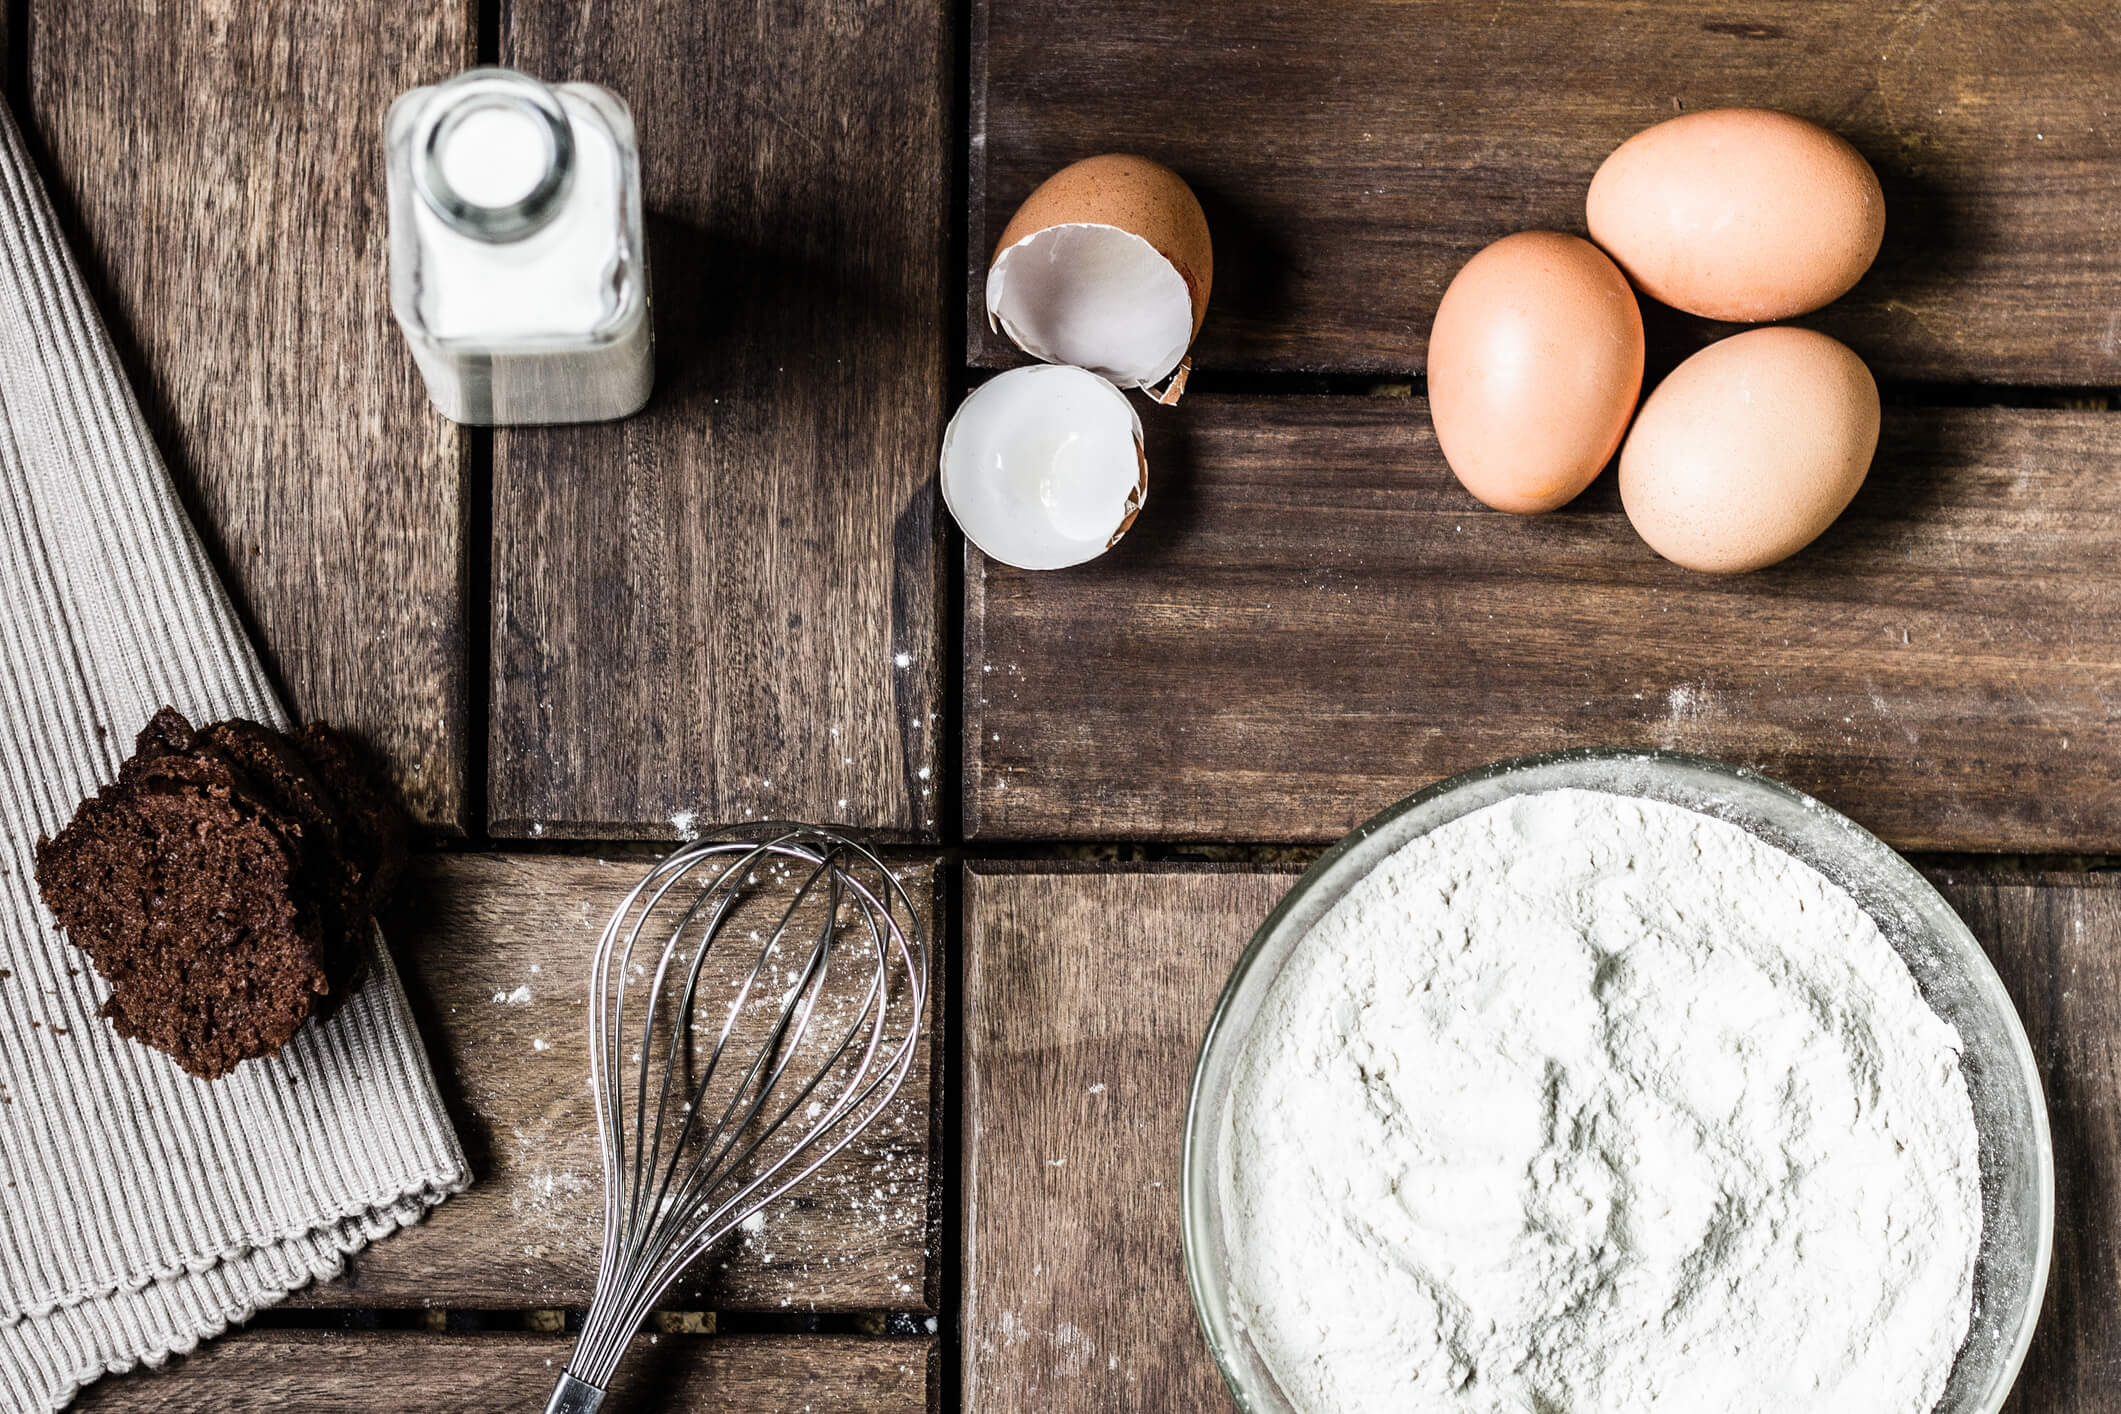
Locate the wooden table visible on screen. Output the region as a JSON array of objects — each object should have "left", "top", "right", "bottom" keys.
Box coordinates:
[{"left": 30, "top": 0, "right": 2116, "bottom": 1409}]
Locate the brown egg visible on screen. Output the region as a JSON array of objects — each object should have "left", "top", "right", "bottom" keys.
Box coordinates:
[
  {"left": 1426, "top": 231, "right": 1644, "bottom": 513},
  {"left": 1588, "top": 109, "right": 1885, "bottom": 321},
  {"left": 987, "top": 154, "right": 1213, "bottom": 402},
  {"left": 1620, "top": 327, "right": 1879, "bottom": 573}
]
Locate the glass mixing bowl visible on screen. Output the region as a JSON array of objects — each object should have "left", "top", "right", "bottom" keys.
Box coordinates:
[{"left": 1181, "top": 748, "right": 2053, "bottom": 1414}]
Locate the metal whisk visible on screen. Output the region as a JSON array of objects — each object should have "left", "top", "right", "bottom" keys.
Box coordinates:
[{"left": 544, "top": 824, "right": 928, "bottom": 1414}]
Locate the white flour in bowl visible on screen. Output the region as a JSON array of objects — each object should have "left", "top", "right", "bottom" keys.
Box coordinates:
[{"left": 1225, "top": 788, "right": 1982, "bottom": 1414}]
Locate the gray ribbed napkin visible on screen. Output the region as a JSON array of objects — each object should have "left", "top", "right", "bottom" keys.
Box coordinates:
[{"left": 0, "top": 102, "right": 469, "bottom": 1411}]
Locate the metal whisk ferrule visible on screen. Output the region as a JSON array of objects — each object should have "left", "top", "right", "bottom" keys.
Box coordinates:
[{"left": 546, "top": 824, "right": 928, "bottom": 1410}]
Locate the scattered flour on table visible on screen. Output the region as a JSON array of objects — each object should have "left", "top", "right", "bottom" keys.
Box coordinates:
[{"left": 1226, "top": 788, "right": 1982, "bottom": 1414}]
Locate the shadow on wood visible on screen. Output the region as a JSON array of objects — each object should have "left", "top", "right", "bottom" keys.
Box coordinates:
[
  {"left": 1190, "top": 178, "right": 1298, "bottom": 362},
  {"left": 641, "top": 212, "right": 927, "bottom": 425},
  {"left": 1111, "top": 411, "right": 1203, "bottom": 562}
]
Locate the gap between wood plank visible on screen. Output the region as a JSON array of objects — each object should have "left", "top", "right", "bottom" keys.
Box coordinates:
[
  {"left": 977, "top": 365, "right": 2120, "bottom": 410},
  {"left": 68, "top": 1329, "right": 936, "bottom": 1413},
  {"left": 934, "top": 0, "right": 976, "bottom": 1380},
  {"left": 403, "top": 835, "right": 2121, "bottom": 873},
  {"left": 4, "top": 0, "right": 25, "bottom": 113}
]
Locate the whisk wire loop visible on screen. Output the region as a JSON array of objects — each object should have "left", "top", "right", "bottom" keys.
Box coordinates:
[
  {"left": 553, "top": 825, "right": 927, "bottom": 1406},
  {"left": 627, "top": 847, "right": 818, "bottom": 1270}
]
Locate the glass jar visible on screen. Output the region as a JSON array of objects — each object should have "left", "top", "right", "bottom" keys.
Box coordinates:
[{"left": 385, "top": 67, "right": 652, "bottom": 425}]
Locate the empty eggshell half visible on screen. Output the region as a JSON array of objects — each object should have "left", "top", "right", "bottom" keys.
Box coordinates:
[
  {"left": 987, "top": 154, "right": 1213, "bottom": 402},
  {"left": 941, "top": 363, "right": 1148, "bottom": 571},
  {"left": 1588, "top": 108, "right": 1885, "bottom": 322},
  {"left": 1620, "top": 326, "right": 1879, "bottom": 574}
]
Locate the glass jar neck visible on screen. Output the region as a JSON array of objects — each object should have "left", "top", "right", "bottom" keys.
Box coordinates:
[{"left": 412, "top": 68, "right": 575, "bottom": 243}]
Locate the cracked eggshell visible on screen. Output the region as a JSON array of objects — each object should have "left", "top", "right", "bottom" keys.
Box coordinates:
[
  {"left": 1588, "top": 108, "right": 1886, "bottom": 322},
  {"left": 941, "top": 364, "right": 1147, "bottom": 571},
  {"left": 987, "top": 154, "right": 1213, "bottom": 399}
]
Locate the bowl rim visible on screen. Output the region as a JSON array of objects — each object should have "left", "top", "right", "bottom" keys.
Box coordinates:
[{"left": 1179, "top": 745, "right": 2056, "bottom": 1414}]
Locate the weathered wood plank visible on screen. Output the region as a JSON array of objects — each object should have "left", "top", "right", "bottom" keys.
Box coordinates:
[
  {"left": 970, "top": 0, "right": 2121, "bottom": 383},
  {"left": 963, "top": 865, "right": 1292, "bottom": 1411},
  {"left": 294, "top": 853, "right": 938, "bottom": 1312},
  {"left": 1942, "top": 872, "right": 2121, "bottom": 1414},
  {"left": 489, "top": 0, "right": 949, "bottom": 840},
  {"left": 72, "top": 1330, "right": 933, "bottom": 1412},
  {"left": 964, "top": 863, "right": 2119, "bottom": 1414},
  {"left": 32, "top": 2, "right": 473, "bottom": 831},
  {"left": 966, "top": 397, "right": 2121, "bottom": 850}
]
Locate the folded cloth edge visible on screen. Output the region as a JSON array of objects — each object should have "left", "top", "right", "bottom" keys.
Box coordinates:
[
  {"left": 0, "top": 88, "right": 471, "bottom": 1413},
  {"left": 0, "top": 934, "right": 471, "bottom": 1332}
]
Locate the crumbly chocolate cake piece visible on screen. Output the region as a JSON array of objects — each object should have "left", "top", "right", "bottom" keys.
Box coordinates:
[
  {"left": 32, "top": 707, "right": 404, "bottom": 1079},
  {"left": 197, "top": 718, "right": 390, "bottom": 1013}
]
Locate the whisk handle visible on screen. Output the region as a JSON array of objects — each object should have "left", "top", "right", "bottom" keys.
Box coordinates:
[{"left": 545, "top": 1372, "right": 607, "bottom": 1414}]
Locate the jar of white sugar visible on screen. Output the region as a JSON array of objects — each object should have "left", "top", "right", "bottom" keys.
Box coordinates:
[{"left": 385, "top": 67, "right": 652, "bottom": 425}]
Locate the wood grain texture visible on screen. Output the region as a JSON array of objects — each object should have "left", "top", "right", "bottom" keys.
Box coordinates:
[
  {"left": 489, "top": 0, "right": 949, "bottom": 840},
  {"left": 967, "top": 396, "right": 2121, "bottom": 850},
  {"left": 72, "top": 1329, "right": 933, "bottom": 1413},
  {"left": 293, "top": 853, "right": 939, "bottom": 1312},
  {"left": 964, "top": 863, "right": 2121, "bottom": 1414},
  {"left": 970, "top": 0, "right": 2121, "bottom": 383},
  {"left": 962, "top": 864, "right": 1297, "bottom": 1412},
  {"left": 1939, "top": 871, "right": 2121, "bottom": 1414},
  {"left": 31, "top": 1, "right": 473, "bottom": 831}
]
